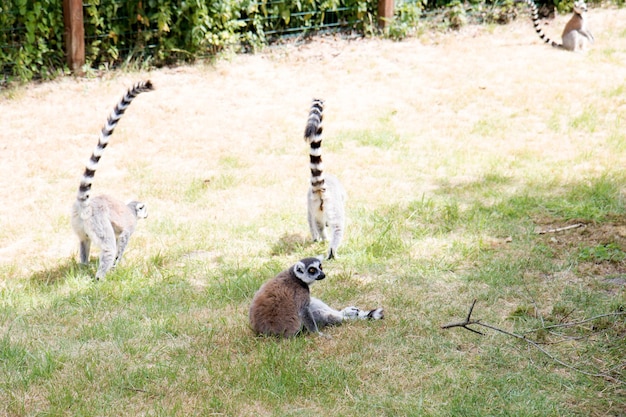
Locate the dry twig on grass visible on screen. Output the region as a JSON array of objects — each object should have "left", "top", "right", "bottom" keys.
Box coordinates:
[
  {"left": 536, "top": 223, "right": 584, "bottom": 234},
  {"left": 441, "top": 299, "right": 626, "bottom": 385}
]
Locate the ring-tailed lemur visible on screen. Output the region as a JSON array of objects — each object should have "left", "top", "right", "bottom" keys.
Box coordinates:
[
  {"left": 249, "top": 257, "right": 384, "bottom": 338},
  {"left": 521, "top": 0, "right": 594, "bottom": 51},
  {"left": 304, "top": 99, "right": 347, "bottom": 260},
  {"left": 71, "top": 80, "right": 154, "bottom": 280}
]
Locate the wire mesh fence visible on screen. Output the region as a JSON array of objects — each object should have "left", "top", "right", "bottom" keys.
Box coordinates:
[
  {"left": 0, "top": 6, "right": 21, "bottom": 82},
  {"left": 1, "top": 0, "right": 374, "bottom": 84},
  {"left": 238, "top": 0, "right": 369, "bottom": 36},
  {"left": 1, "top": 0, "right": 525, "bottom": 84}
]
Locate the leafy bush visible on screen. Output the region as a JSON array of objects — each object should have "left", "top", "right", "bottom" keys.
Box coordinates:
[
  {"left": 1, "top": 0, "right": 380, "bottom": 83},
  {"left": 83, "top": 0, "right": 247, "bottom": 67},
  {"left": 1, "top": 0, "right": 617, "bottom": 83},
  {"left": 0, "top": 0, "right": 67, "bottom": 85},
  {"left": 387, "top": 0, "right": 521, "bottom": 40}
]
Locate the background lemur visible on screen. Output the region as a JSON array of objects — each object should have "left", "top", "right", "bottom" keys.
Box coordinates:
[
  {"left": 522, "top": 0, "right": 594, "bottom": 51},
  {"left": 249, "top": 257, "right": 384, "bottom": 338},
  {"left": 304, "top": 99, "right": 347, "bottom": 260},
  {"left": 71, "top": 80, "right": 154, "bottom": 280}
]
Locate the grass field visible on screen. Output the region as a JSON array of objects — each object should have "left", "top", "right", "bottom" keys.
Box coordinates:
[{"left": 1, "top": 6, "right": 625, "bottom": 416}]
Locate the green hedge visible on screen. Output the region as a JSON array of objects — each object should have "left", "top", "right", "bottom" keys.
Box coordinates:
[
  {"left": 82, "top": 0, "right": 379, "bottom": 67},
  {"left": 0, "top": 0, "right": 67, "bottom": 83},
  {"left": 0, "top": 0, "right": 378, "bottom": 84},
  {"left": 0, "top": 0, "right": 609, "bottom": 84}
]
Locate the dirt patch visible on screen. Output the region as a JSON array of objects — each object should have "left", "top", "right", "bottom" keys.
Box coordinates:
[{"left": 535, "top": 217, "right": 626, "bottom": 279}]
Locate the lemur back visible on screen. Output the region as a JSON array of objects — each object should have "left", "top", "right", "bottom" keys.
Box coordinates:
[
  {"left": 521, "top": 0, "right": 593, "bottom": 51},
  {"left": 249, "top": 258, "right": 320, "bottom": 337},
  {"left": 71, "top": 80, "right": 154, "bottom": 280},
  {"left": 249, "top": 257, "right": 384, "bottom": 338},
  {"left": 304, "top": 99, "right": 347, "bottom": 260}
]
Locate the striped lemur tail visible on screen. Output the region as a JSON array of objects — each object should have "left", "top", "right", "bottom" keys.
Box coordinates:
[
  {"left": 304, "top": 98, "right": 325, "bottom": 194},
  {"left": 304, "top": 98, "right": 325, "bottom": 195},
  {"left": 303, "top": 98, "right": 347, "bottom": 259},
  {"left": 520, "top": 0, "right": 563, "bottom": 49},
  {"left": 76, "top": 80, "right": 154, "bottom": 206}
]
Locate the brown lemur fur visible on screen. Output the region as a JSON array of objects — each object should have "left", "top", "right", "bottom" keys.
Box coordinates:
[{"left": 249, "top": 257, "right": 384, "bottom": 337}]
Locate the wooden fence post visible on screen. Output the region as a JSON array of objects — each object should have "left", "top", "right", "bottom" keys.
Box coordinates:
[
  {"left": 62, "top": 0, "right": 85, "bottom": 74},
  {"left": 378, "top": 0, "right": 394, "bottom": 29}
]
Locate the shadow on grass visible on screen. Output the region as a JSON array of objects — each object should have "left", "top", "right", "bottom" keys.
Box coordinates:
[
  {"left": 29, "top": 258, "right": 90, "bottom": 286},
  {"left": 269, "top": 232, "right": 314, "bottom": 256}
]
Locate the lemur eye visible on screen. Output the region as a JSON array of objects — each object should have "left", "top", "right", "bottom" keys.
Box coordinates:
[{"left": 308, "top": 267, "right": 317, "bottom": 274}]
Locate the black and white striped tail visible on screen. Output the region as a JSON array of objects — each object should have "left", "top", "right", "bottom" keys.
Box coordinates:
[
  {"left": 522, "top": 0, "right": 562, "bottom": 48},
  {"left": 76, "top": 80, "right": 154, "bottom": 204},
  {"left": 304, "top": 98, "right": 325, "bottom": 193}
]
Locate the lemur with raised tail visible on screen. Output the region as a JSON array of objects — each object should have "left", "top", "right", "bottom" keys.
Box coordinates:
[
  {"left": 521, "top": 0, "right": 594, "bottom": 51},
  {"left": 304, "top": 99, "right": 347, "bottom": 260},
  {"left": 71, "top": 80, "right": 154, "bottom": 280},
  {"left": 249, "top": 257, "right": 384, "bottom": 338}
]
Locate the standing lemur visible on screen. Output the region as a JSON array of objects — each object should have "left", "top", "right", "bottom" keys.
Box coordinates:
[
  {"left": 71, "top": 81, "right": 154, "bottom": 280},
  {"left": 521, "top": 0, "right": 594, "bottom": 51},
  {"left": 304, "top": 99, "right": 347, "bottom": 259},
  {"left": 249, "top": 257, "right": 384, "bottom": 337}
]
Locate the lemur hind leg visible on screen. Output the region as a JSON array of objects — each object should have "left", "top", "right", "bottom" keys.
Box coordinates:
[{"left": 309, "top": 297, "right": 384, "bottom": 329}]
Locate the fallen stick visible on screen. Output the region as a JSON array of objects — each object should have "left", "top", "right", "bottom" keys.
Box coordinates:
[
  {"left": 536, "top": 223, "right": 583, "bottom": 234},
  {"left": 441, "top": 299, "right": 625, "bottom": 385}
]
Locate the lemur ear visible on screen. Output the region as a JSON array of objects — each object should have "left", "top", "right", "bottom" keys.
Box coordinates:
[{"left": 294, "top": 261, "right": 305, "bottom": 277}]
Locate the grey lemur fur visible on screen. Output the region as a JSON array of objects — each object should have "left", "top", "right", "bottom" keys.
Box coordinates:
[
  {"left": 71, "top": 80, "right": 153, "bottom": 280},
  {"left": 521, "top": 0, "right": 594, "bottom": 51},
  {"left": 304, "top": 99, "right": 347, "bottom": 260},
  {"left": 249, "top": 257, "right": 384, "bottom": 338}
]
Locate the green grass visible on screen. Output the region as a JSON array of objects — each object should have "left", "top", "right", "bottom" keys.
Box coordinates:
[
  {"left": 4, "top": 184, "right": 626, "bottom": 415},
  {"left": 4, "top": 174, "right": 624, "bottom": 415}
]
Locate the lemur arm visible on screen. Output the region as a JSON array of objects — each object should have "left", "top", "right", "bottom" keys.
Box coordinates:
[
  {"left": 300, "top": 305, "right": 321, "bottom": 334},
  {"left": 579, "top": 29, "right": 594, "bottom": 42}
]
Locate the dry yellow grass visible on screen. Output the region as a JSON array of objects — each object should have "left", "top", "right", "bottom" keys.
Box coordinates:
[{"left": 1, "top": 7, "right": 625, "bottom": 273}]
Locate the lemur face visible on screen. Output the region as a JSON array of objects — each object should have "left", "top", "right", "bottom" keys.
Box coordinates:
[
  {"left": 293, "top": 258, "right": 325, "bottom": 284},
  {"left": 573, "top": 1, "right": 587, "bottom": 14},
  {"left": 128, "top": 201, "right": 148, "bottom": 219}
]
